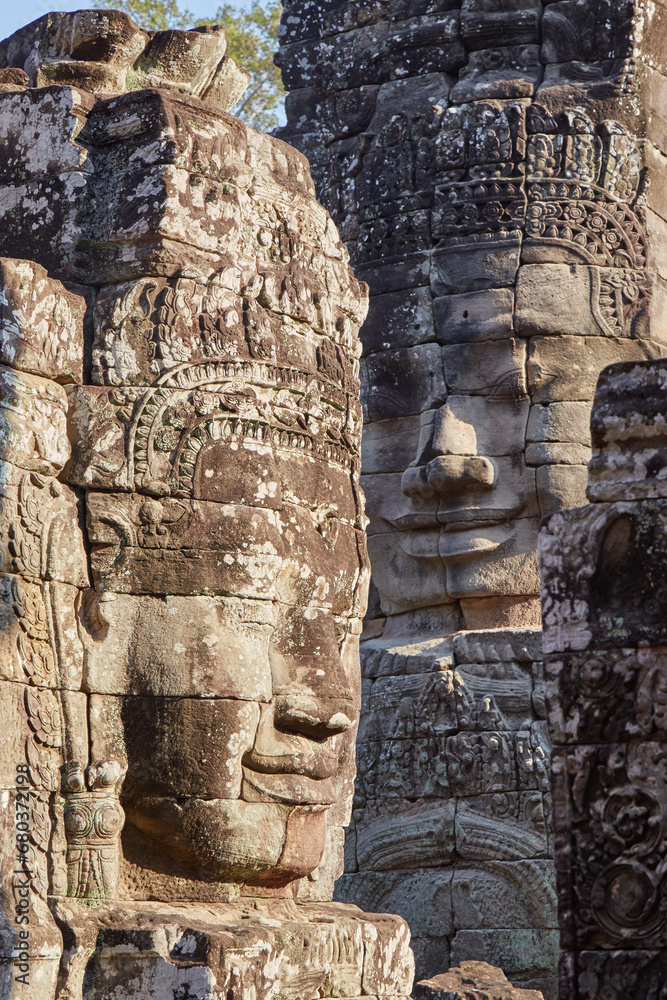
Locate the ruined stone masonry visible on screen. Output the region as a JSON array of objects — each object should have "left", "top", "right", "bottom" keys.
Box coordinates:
[
  {"left": 0, "top": 10, "right": 414, "bottom": 999},
  {"left": 539, "top": 357, "right": 667, "bottom": 999},
  {"left": 276, "top": 0, "right": 667, "bottom": 996}
]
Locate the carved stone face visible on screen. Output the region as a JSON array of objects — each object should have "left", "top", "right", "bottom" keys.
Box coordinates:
[
  {"left": 73, "top": 258, "right": 368, "bottom": 892},
  {"left": 361, "top": 106, "right": 660, "bottom": 626},
  {"left": 77, "top": 445, "right": 366, "bottom": 888},
  {"left": 82, "top": 508, "right": 363, "bottom": 888},
  {"left": 0, "top": 78, "right": 369, "bottom": 899},
  {"left": 374, "top": 360, "right": 538, "bottom": 614}
]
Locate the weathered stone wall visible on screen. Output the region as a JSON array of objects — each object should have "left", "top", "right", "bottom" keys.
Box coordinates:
[
  {"left": 276, "top": 1, "right": 667, "bottom": 996},
  {"left": 539, "top": 358, "right": 667, "bottom": 999},
  {"left": 0, "top": 11, "right": 415, "bottom": 999}
]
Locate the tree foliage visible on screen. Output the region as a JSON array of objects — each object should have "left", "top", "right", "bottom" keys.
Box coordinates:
[
  {"left": 95, "top": 0, "right": 284, "bottom": 130},
  {"left": 199, "top": 3, "right": 283, "bottom": 132}
]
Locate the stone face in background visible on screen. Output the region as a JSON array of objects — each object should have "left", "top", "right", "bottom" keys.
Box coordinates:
[
  {"left": 539, "top": 358, "right": 667, "bottom": 998},
  {"left": 276, "top": 0, "right": 667, "bottom": 994},
  {"left": 0, "top": 10, "right": 414, "bottom": 1000}
]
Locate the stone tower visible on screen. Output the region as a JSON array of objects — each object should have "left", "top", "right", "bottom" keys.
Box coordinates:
[
  {"left": 0, "top": 11, "right": 413, "bottom": 999},
  {"left": 276, "top": 1, "right": 667, "bottom": 995}
]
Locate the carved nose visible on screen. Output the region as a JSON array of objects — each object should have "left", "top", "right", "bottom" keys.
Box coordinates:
[
  {"left": 402, "top": 455, "right": 495, "bottom": 499},
  {"left": 274, "top": 695, "right": 356, "bottom": 739}
]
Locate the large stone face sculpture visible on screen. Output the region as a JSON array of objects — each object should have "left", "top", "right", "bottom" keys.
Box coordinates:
[
  {"left": 539, "top": 358, "right": 667, "bottom": 999},
  {"left": 0, "top": 11, "right": 413, "bottom": 999},
  {"left": 276, "top": 0, "right": 667, "bottom": 994}
]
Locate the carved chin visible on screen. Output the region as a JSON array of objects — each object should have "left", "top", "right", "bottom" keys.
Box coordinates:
[{"left": 124, "top": 797, "right": 328, "bottom": 886}]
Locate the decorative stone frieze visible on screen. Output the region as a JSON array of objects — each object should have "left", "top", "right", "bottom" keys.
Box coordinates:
[{"left": 539, "top": 357, "right": 667, "bottom": 999}]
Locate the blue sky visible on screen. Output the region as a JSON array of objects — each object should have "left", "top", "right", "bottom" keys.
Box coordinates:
[{"left": 0, "top": 2, "right": 245, "bottom": 41}]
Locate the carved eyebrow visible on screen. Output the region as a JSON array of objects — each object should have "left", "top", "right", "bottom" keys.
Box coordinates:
[{"left": 453, "top": 368, "right": 528, "bottom": 398}]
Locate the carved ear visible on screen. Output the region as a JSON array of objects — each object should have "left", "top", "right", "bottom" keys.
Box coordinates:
[
  {"left": 98, "top": 513, "right": 137, "bottom": 548},
  {"left": 76, "top": 589, "right": 111, "bottom": 643}
]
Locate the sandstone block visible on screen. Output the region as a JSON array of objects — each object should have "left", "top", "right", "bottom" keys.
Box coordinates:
[
  {"left": 81, "top": 593, "right": 273, "bottom": 700},
  {"left": 362, "top": 671, "right": 458, "bottom": 741},
  {"left": 368, "top": 72, "right": 452, "bottom": 133},
  {"left": 135, "top": 26, "right": 228, "bottom": 96},
  {"left": 460, "top": 4, "right": 541, "bottom": 50},
  {"left": 366, "top": 531, "right": 447, "bottom": 616},
  {"left": 539, "top": 497, "right": 667, "bottom": 654},
  {"left": 560, "top": 950, "right": 667, "bottom": 1000},
  {"left": 551, "top": 740, "right": 667, "bottom": 952},
  {"left": 431, "top": 233, "right": 521, "bottom": 296},
  {"left": 0, "top": 681, "right": 86, "bottom": 790},
  {"left": 455, "top": 793, "right": 549, "bottom": 861},
  {"left": 335, "top": 869, "right": 454, "bottom": 940},
  {"left": 526, "top": 442, "right": 591, "bottom": 466},
  {"left": 0, "top": 10, "right": 148, "bottom": 92},
  {"left": 443, "top": 340, "right": 526, "bottom": 398},
  {"left": 455, "top": 661, "right": 535, "bottom": 732},
  {"left": 64, "top": 378, "right": 361, "bottom": 524},
  {"left": 362, "top": 286, "right": 435, "bottom": 355},
  {"left": 451, "top": 861, "right": 558, "bottom": 930},
  {"left": 355, "top": 799, "right": 456, "bottom": 871},
  {"left": 434, "top": 288, "right": 514, "bottom": 344},
  {"left": 360, "top": 635, "right": 455, "bottom": 679},
  {"left": 356, "top": 736, "right": 450, "bottom": 802},
  {"left": 527, "top": 402, "right": 592, "bottom": 446},
  {"left": 294, "top": 821, "right": 346, "bottom": 903},
  {"left": 0, "top": 462, "right": 88, "bottom": 587},
  {"left": 450, "top": 45, "right": 541, "bottom": 103},
  {"left": 317, "top": 15, "right": 464, "bottom": 95},
  {"left": 587, "top": 359, "right": 667, "bottom": 501},
  {"left": 0, "top": 960, "right": 59, "bottom": 1000},
  {"left": 86, "top": 491, "right": 284, "bottom": 597},
  {"left": 543, "top": 645, "right": 667, "bottom": 746},
  {"left": 361, "top": 415, "right": 422, "bottom": 475},
  {"left": 0, "top": 367, "right": 69, "bottom": 475},
  {"left": 443, "top": 516, "right": 541, "bottom": 602},
  {"left": 515, "top": 264, "right": 604, "bottom": 338},
  {"left": 0, "top": 171, "right": 88, "bottom": 280},
  {"left": 526, "top": 335, "right": 663, "bottom": 403},
  {"left": 453, "top": 628, "right": 542, "bottom": 665},
  {"left": 0, "top": 85, "right": 93, "bottom": 183},
  {"left": 415, "top": 961, "right": 546, "bottom": 1000},
  {"left": 541, "top": 0, "right": 634, "bottom": 65},
  {"left": 90, "top": 694, "right": 259, "bottom": 800},
  {"left": 362, "top": 471, "right": 438, "bottom": 534},
  {"left": 535, "top": 464, "right": 588, "bottom": 516},
  {"left": 0, "top": 576, "right": 76, "bottom": 688},
  {"left": 362, "top": 344, "right": 446, "bottom": 422},
  {"left": 358, "top": 254, "right": 431, "bottom": 296},
  {"left": 447, "top": 730, "right": 539, "bottom": 795},
  {"left": 90, "top": 272, "right": 346, "bottom": 388},
  {"left": 50, "top": 897, "right": 413, "bottom": 999},
  {"left": 0, "top": 11, "right": 248, "bottom": 111},
  {"left": 408, "top": 940, "right": 451, "bottom": 986},
  {"left": 450, "top": 931, "right": 558, "bottom": 980},
  {"left": 433, "top": 397, "right": 530, "bottom": 457},
  {"left": 86, "top": 493, "right": 366, "bottom": 617},
  {"left": 0, "top": 259, "right": 85, "bottom": 383}
]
